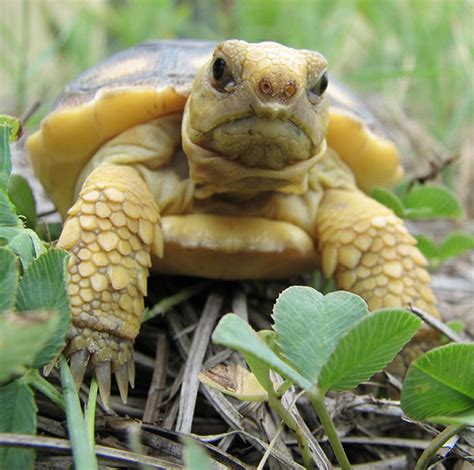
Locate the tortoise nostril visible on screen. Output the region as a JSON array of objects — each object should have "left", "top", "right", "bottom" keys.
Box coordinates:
[
  {"left": 284, "top": 82, "right": 297, "bottom": 98},
  {"left": 259, "top": 78, "right": 273, "bottom": 96}
]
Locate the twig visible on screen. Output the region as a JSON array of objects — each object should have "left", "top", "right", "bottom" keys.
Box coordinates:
[
  {"left": 413, "top": 154, "right": 458, "bottom": 185},
  {"left": 277, "top": 376, "right": 331, "bottom": 469},
  {"left": 267, "top": 388, "right": 314, "bottom": 469},
  {"left": 19, "top": 100, "right": 41, "bottom": 127},
  {"left": 143, "top": 333, "right": 169, "bottom": 423},
  {"left": 331, "top": 436, "right": 430, "bottom": 449},
  {"left": 409, "top": 305, "right": 469, "bottom": 343},
  {"left": 176, "top": 291, "right": 224, "bottom": 433},
  {"left": 350, "top": 455, "right": 408, "bottom": 469},
  {"left": 256, "top": 420, "right": 284, "bottom": 470},
  {"left": 0, "top": 433, "right": 183, "bottom": 469}
]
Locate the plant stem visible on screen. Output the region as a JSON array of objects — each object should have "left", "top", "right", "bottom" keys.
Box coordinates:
[
  {"left": 24, "top": 369, "right": 65, "bottom": 410},
  {"left": 308, "top": 387, "right": 351, "bottom": 470},
  {"left": 267, "top": 389, "right": 314, "bottom": 469},
  {"left": 415, "top": 424, "right": 464, "bottom": 470},
  {"left": 60, "top": 356, "right": 98, "bottom": 470},
  {"left": 85, "top": 377, "right": 98, "bottom": 445}
]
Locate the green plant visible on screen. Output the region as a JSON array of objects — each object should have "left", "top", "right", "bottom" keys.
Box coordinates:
[
  {"left": 183, "top": 437, "right": 213, "bottom": 470},
  {"left": 208, "top": 286, "right": 421, "bottom": 469},
  {"left": 372, "top": 183, "right": 474, "bottom": 268},
  {"left": 0, "top": 115, "right": 98, "bottom": 470},
  {"left": 401, "top": 343, "right": 474, "bottom": 469}
]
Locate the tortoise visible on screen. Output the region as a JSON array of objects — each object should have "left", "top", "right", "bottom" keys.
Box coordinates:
[{"left": 28, "top": 39, "right": 439, "bottom": 405}]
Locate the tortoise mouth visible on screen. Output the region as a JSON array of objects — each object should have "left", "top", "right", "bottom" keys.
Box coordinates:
[{"left": 201, "top": 115, "right": 313, "bottom": 170}]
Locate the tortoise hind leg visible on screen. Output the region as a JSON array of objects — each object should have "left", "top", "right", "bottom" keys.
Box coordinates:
[
  {"left": 58, "top": 164, "right": 162, "bottom": 406},
  {"left": 316, "top": 189, "right": 439, "bottom": 320}
]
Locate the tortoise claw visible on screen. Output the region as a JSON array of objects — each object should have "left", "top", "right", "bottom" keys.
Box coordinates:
[
  {"left": 127, "top": 358, "right": 136, "bottom": 389},
  {"left": 70, "top": 349, "right": 90, "bottom": 389},
  {"left": 115, "top": 363, "right": 129, "bottom": 403},
  {"left": 95, "top": 361, "right": 112, "bottom": 408}
]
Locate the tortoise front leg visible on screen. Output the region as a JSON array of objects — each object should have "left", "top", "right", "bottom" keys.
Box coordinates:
[
  {"left": 316, "top": 189, "right": 439, "bottom": 319},
  {"left": 58, "top": 164, "right": 162, "bottom": 406}
]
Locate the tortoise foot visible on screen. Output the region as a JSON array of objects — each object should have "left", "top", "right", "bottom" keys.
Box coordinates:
[
  {"left": 317, "top": 189, "right": 439, "bottom": 323},
  {"left": 65, "top": 330, "right": 135, "bottom": 406},
  {"left": 57, "top": 164, "right": 161, "bottom": 406}
]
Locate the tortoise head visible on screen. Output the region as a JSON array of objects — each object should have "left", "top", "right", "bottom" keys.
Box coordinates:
[{"left": 182, "top": 40, "right": 329, "bottom": 193}]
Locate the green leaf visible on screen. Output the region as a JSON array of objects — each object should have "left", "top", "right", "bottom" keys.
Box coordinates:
[
  {"left": 0, "top": 121, "right": 12, "bottom": 190},
  {"left": 402, "top": 184, "right": 463, "bottom": 219},
  {"left": 183, "top": 437, "right": 213, "bottom": 470},
  {"left": 415, "top": 235, "right": 439, "bottom": 261},
  {"left": 401, "top": 343, "right": 474, "bottom": 426},
  {"left": 273, "top": 286, "right": 368, "bottom": 385},
  {"left": 439, "top": 231, "right": 474, "bottom": 261},
  {"left": 247, "top": 331, "right": 282, "bottom": 392},
  {"left": 212, "top": 313, "right": 311, "bottom": 390},
  {"left": 8, "top": 229, "right": 45, "bottom": 270},
  {"left": 35, "top": 221, "right": 63, "bottom": 242},
  {"left": 0, "top": 190, "right": 21, "bottom": 227},
  {"left": 393, "top": 179, "right": 411, "bottom": 199},
  {"left": 0, "top": 380, "right": 37, "bottom": 470},
  {"left": 0, "top": 311, "right": 59, "bottom": 383},
  {"left": 8, "top": 175, "right": 37, "bottom": 228},
  {"left": 318, "top": 309, "right": 421, "bottom": 392},
  {"left": 430, "top": 410, "right": 474, "bottom": 426},
  {"left": 16, "top": 250, "right": 71, "bottom": 368},
  {"left": 370, "top": 187, "right": 405, "bottom": 217},
  {"left": 60, "top": 358, "right": 98, "bottom": 470},
  {"left": 0, "top": 115, "right": 21, "bottom": 142},
  {"left": 0, "top": 226, "right": 22, "bottom": 241},
  {"left": 0, "top": 247, "right": 18, "bottom": 311},
  {"left": 403, "top": 207, "right": 436, "bottom": 219}
]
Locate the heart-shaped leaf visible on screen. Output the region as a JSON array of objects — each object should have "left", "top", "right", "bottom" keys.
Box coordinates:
[
  {"left": 401, "top": 343, "right": 474, "bottom": 425},
  {"left": 273, "top": 286, "right": 368, "bottom": 385},
  {"left": 212, "top": 313, "right": 311, "bottom": 390},
  {"left": 318, "top": 309, "right": 421, "bottom": 392}
]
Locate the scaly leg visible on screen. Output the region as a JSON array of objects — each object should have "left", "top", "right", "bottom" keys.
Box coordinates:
[
  {"left": 58, "top": 164, "right": 162, "bottom": 405},
  {"left": 317, "top": 189, "right": 439, "bottom": 324}
]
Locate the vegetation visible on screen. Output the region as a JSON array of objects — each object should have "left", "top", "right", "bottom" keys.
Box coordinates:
[{"left": 206, "top": 286, "right": 473, "bottom": 469}]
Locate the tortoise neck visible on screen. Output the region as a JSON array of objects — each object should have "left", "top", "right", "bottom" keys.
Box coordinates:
[{"left": 181, "top": 108, "right": 327, "bottom": 199}]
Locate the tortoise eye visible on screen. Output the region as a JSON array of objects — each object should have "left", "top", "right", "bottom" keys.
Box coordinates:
[
  {"left": 309, "top": 72, "right": 329, "bottom": 99},
  {"left": 211, "top": 57, "right": 235, "bottom": 92},
  {"left": 212, "top": 58, "right": 226, "bottom": 80}
]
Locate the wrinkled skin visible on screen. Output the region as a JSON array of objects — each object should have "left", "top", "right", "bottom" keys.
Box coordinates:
[{"left": 53, "top": 40, "right": 439, "bottom": 406}]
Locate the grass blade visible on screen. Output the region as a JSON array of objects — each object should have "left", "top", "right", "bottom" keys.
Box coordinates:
[{"left": 60, "top": 356, "right": 98, "bottom": 470}]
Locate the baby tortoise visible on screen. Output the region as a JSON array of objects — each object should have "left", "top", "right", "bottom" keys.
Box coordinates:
[{"left": 28, "top": 40, "right": 438, "bottom": 405}]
